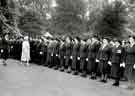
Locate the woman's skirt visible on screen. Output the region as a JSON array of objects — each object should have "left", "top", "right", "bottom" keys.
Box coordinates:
[
  {"left": 99, "top": 60, "right": 109, "bottom": 75},
  {"left": 125, "top": 64, "right": 135, "bottom": 81},
  {"left": 111, "top": 63, "right": 120, "bottom": 78}
]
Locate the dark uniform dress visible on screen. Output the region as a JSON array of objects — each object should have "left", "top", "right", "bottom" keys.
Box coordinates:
[
  {"left": 97, "top": 45, "right": 111, "bottom": 76},
  {"left": 51, "top": 41, "right": 59, "bottom": 69},
  {"left": 65, "top": 42, "right": 72, "bottom": 70},
  {"left": 79, "top": 44, "right": 88, "bottom": 75},
  {"left": 53, "top": 41, "right": 60, "bottom": 69},
  {"left": 42, "top": 42, "right": 48, "bottom": 66},
  {"left": 59, "top": 42, "right": 66, "bottom": 71},
  {"left": 1, "top": 38, "right": 9, "bottom": 60},
  {"left": 30, "top": 40, "right": 35, "bottom": 63},
  {"left": 110, "top": 46, "right": 123, "bottom": 84},
  {"left": 46, "top": 41, "right": 54, "bottom": 67},
  {"left": 87, "top": 42, "right": 100, "bottom": 75},
  {"left": 124, "top": 44, "right": 135, "bottom": 81},
  {"left": 38, "top": 41, "right": 46, "bottom": 65},
  {"left": 71, "top": 43, "right": 80, "bottom": 74}
]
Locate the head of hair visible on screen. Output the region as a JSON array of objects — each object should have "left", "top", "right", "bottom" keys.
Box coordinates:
[
  {"left": 75, "top": 36, "right": 80, "bottom": 42},
  {"left": 129, "top": 35, "right": 135, "bottom": 41},
  {"left": 116, "top": 40, "right": 122, "bottom": 45},
  {"left": 103, "top": 37, "right": 110, "bottom": 42}
]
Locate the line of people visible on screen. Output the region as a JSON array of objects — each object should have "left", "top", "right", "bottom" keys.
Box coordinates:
[{"left": 0, "top": 34, "right": 135, "bottom": 89}]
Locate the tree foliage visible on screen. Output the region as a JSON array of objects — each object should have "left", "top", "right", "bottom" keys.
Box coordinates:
[
  {"left": 18, "top": 10, "right": 46, "bottom": 37},
  {"left": 51, "top": 0, "right": 87, "bottom": 36},
  {"left": 94, "top": 1, "right": 127, "bottom": 38}
]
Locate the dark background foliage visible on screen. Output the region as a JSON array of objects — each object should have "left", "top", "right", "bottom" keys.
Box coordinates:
[{"left": 0, "top": 0, "right": 135, "bottom": 38}]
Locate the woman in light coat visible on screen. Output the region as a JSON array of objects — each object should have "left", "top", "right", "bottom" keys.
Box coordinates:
[{"left": 21, "top": 36, "right": 30, "bottom": 66}]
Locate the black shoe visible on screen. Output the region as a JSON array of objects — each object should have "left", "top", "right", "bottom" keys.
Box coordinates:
[
  {"left": 102, "top": 80, "right": 107, "bottom": 83},
  {"left": 81, "top": 73, "right": 87, "bottom": 78},
  {"left": 73, "top": 71, "right": 78, "bottom": 75},
  {"left": 48, "top": 65, "right": 53, "bottom": 68},
  {"left": 54, "top": 66, "right": 58, "bottom": 70},
  {"left": 60, "top": 68, "right": 64, "bottom": 72},
  {"left": 3, "top": 63, "right": 7, "bottom": 66},
  {"left": 112, "top": 82, "right": 119, "bottom": 87},
  {"left": 91, "top": 76, "right": 97, "bottom": 80},
  {"left": 66, "top": 70, "right": 71, "bottom": 73},
  {"left": 100, "top": 79, "right": 104, "bottom": 82}
]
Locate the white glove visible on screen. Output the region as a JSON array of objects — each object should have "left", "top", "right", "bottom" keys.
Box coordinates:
[
  {"left": 117, "top": 50, "right": 122, "bottom": 54},
  {"left": 133, "top": 64, "right": 135, "bottom": 69},
  {"left": 40, "top": 52, "right": 43, "bottom": 55},
  {"left": 120, "top": 62, "right": 125, "bottom": 67},
  {"left": 11, "top": 46, "right": 13, "bottom": 49},
  {"left": 1, "top": 49, "right": 3, "bottom": 53},
  {"left": 51, "top": 53, "right": 53, "bottom": 56},
  {"left": 108, "top": 61, "right": 112, "bottom": 65},
  {"left": 96, "top": 59, "right": 99, "bottom": 62},
  {"left": 78, "top": 57, "right": 80, "bottom": 60},
  {"left": 56, "top": 54, "right": 58, "bottom": 57},
  {"left": 64, "top": 56, "right": 66, "bottom": 59},
  {"left": 70, "top": 56, "right": 73, "bottom": 59},
  {"left": 86, "top": 58, "right": 88, "bottom": 61}
]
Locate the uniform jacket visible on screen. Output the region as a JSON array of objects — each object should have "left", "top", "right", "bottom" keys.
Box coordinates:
[
  {"left": 72, "top": 43, "right": 80, "bottom": 57},
  {"left": 88, "top": 42, "right": 100, "bottom": 59},
  {"left": 124, "top": 44, "right": 135, "bottom": 65},
  {"left": 97, "top": 45, "right": 111, "bottom": 61},
  {"left": 59, "top": 42, "right": 66, "bottom": 57},
  {"left": 65, "top": 43, "right": 72, "bottom": 56},
  {"left": 110, "top": 46, "right": 123, "bottom": 64},
  {"left": 79, "top": 44, "right": 88, "bottom": 58}
]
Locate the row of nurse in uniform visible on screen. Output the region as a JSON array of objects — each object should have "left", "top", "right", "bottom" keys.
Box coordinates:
[
  {"left": 0, "top": 34, "right": 135, "bottom": 90},
  {"left": 43, "top": 35, "right": 135, "bottom": 89},
  {"left": 27, "top": 35, "right": 135, "bottom": 89}
]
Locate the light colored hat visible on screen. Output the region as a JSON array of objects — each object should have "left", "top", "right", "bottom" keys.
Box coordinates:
[{"left": 24, "top": 36, "right": 29, "bottom": 40}]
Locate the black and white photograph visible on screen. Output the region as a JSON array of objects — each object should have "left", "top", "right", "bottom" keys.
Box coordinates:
[{"left": 0, "top": 0, "right": 135, "bottom": 96}]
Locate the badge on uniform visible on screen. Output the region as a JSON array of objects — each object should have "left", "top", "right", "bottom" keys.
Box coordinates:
[{"left": 117, "top": 50, "right": 121, "bottom": 54}]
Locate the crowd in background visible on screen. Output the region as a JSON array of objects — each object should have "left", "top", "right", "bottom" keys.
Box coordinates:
[{"left": 0, "top": 33, "right": 135, "bottom": 90}]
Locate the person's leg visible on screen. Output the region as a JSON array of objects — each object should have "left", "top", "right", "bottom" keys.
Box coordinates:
[
  {"left": 3, "top": 59, "right": 7, "bottom": 66},
  {"left": 113, "top": 77, "right": 120, "bottom": 86},
  {"left": 81, "top": 59, "right": 87, "bottom": 77},
  {"left": 26, "top": 60, "right": 30, "bottom": 67},
  {"left": 112, "top": 65, "right": 120, "bottom": 86},
  {"left": 60, "top": 57, "right": 65, "bottom": 71},
  {"left": 67, "top": 57, "right": 72, "bottom": 73}
]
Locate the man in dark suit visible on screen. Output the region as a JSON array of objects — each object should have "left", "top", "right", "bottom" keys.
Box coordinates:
[{"left": 1, "top": 33, "right": 9, "bottom": 66}]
